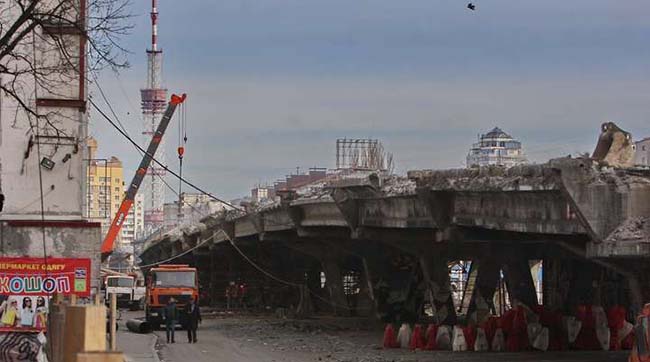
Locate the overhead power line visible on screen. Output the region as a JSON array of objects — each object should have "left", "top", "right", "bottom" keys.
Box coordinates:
[
  {"left": 88, "top": 98, "right": 243, "bottom": 213},
  {"left": 89, "top": 84, "right": 295, "bottom": 235}
]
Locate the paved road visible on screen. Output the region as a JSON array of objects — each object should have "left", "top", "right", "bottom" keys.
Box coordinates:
[
  {"left": 116, "top": 311, "right": 159, "bottom": 362},
  {"left": 152, "top": 321, "right": 315, "bottom": 362},
  {"left": 117, "top": 310, "right": 309, "bottom": 362},
  {"left": 117, "top": 311, "right": 630, "bottom": 362}
]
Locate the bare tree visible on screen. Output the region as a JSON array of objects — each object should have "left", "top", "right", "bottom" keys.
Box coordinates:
[{"left": 0, "top": 0, "right": 132, "bottom": 134}]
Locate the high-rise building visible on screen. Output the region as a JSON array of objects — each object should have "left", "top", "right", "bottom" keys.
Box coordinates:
[
  {"left": 635, "top": 137, "right": 650, "bottom": 166},
  {"left": 121, "top": 193, "right": 145, "bottom": 245},
  {"left": 86, "top": 137, "right": 125, "bottom": 238},
  {"left": 141, "top": 0, "right": 167, "bottom": 235},
  {"left": 466, "top": 127, "right": 527, "bottom": 168}
]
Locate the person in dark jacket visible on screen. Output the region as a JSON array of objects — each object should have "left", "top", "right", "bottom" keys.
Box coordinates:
[
  {"left": 184, "top": 296, "right": 201, "bottom": 343},
  {"left": 163, "top": 298, "right": 177, "bottom": 343}
]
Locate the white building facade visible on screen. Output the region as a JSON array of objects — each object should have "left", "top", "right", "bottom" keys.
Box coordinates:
[
  {"left": 635, "top": 138, "right": 650, "bottom": 166},
  {"left": 467, "top": 127, "right": 527, "bottom": 168},
  {"left": 0, "top": 0, "right": 101, "bottom": 292}
]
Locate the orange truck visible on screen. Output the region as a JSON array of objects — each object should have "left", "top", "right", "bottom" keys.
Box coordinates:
[{"left": 145, "top": 264, "right": 198, "bottom": 328}]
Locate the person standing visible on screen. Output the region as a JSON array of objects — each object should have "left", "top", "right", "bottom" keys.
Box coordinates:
[
  {"left": 1, "top": 299, "right": 18, "bottom": 327},
  {"left": 184, "top": 296, "right": 201, "bottom": 343},
  {"left": 33, "top": 297, "right": 47, "bottom": 329},
  {"left": 20, "top": 297, "right": 34, "bottom": 328},
  {"left": 163, "top": 298, "right": 177, "bottom": 343}
]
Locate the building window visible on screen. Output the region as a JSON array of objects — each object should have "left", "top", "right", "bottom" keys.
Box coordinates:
[{"left": 115, "top": 178, "right": 120, "bottom": 183}]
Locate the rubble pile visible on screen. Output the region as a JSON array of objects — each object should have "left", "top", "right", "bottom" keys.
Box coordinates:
[
  {"left": 408, "top": 163, "right": 559, "bottom": 192},
  {"left": 381, "top": 176, "right": 416, "bottom": 196},
  {"left": 217, "top": 317, "right": 393, "bottom": 362},
  {"left": 606, "top": 217, "right": 650, "bottom": 242},
  {"left": 295, "top": 180, "right": 332, "bottom": 201}
]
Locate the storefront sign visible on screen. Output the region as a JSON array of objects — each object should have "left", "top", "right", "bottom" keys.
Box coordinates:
[{"left": 0, "top": 257, "right": 91, "bottom": 332}]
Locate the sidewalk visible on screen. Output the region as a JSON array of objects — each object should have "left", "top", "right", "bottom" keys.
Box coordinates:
[{"left": 116, "top": 319, "right": 160, "bottom": 362}]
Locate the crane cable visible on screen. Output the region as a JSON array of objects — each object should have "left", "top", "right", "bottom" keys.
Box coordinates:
[
  {"left": 91, "top": 89, "right": 356, "bottom": 308},
  {"left": 177, "top": 101, "right": 187, "bottom": 210}
]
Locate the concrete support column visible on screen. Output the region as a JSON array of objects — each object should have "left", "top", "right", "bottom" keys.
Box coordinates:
[
  {"left": 209, "top": 247, "right": 218, "bottom": 307},
  {"left": 627, "top": 266, "right": 650, "bottom": 315},
  {"left": 467, "top": 259, "right": 501, "bottom": 324},
  {"left": 356, "top": 257, "right": 378, "bottom": 318},
  {"left": 503, "top": 256, "right": 538, "bottom": 308},
  {"left": 305, "top": 261, "right": 326, "bottom": 313},
  {"left": 565, "top": 259, "right": 595, "bottom": 310},
  {"left": 542, "top": 256, "right": 569, "bottom": 311},
  {"left": 321, "top": 259, "right": 351, "bottom": 316},
  {"left": 419, "top": 252, "right": 456, "bottom": 325}
]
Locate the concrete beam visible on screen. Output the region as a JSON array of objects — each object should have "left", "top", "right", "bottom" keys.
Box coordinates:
[
  {"left": 417, "top": 189, "right": 455, "bottom": 229},
  {"left": 554, "top": 159, "right": 650, "bottom": 246}
]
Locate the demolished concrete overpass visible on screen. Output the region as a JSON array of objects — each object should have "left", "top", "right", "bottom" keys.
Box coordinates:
[{"left": 139, "top": 157, "right": 650, "bottom": 323}]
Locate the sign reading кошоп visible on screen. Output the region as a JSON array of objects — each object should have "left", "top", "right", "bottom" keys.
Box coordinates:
[{"left": 0, "top": 257, "right": 91, "bottom": 297}]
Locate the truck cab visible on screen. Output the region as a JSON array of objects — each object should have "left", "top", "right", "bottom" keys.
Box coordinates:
[
  {"left": 145, "top": 264, "right": 198, "bottom": 328},
  {"left": 105, "top": 275, "right": 136, "bottom": 308}
]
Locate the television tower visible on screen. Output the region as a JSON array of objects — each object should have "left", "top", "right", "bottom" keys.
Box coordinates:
[{"left": 140, "top": 0, "right": 167, "bottom": 234}]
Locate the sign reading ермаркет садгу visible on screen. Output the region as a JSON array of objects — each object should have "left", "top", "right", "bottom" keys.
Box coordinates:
[{"left": 0, "top": 257, "right": 91, "bottom": 297}]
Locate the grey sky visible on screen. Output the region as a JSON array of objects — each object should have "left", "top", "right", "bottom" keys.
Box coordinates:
[{"left": 90, "top": 0, "right": 650, "bottom": 199}]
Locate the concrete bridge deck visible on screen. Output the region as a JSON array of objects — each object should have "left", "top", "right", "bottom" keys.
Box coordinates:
[{"left": 139, "top": 158, "right": 650, "bottom": 323}]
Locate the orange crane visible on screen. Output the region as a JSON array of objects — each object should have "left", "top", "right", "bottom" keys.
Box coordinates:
[{"left": 101, "top": 93, "right": 187, "bottom": 260}]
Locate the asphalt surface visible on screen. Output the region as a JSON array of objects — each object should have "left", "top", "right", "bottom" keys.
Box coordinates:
[
  {"left": 116, "top": 311, "right": 630, "bottom": 362},
  {"left": 117, "top": 310, "right": 308, "bottom": 362},
  {"left": 116, "top": 311, "right": 159, "bottom": 362}
]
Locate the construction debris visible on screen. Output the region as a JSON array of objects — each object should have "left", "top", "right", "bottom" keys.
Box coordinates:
[
  {"left": 592, "top": 122, "right": 636, "bottom": 168},
  {"left": 606, "top": 217, "right": 650, "bottom": 243}
]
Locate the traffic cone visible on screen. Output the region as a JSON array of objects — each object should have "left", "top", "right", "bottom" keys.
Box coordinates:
[
  {"left": 474, "top": 328, "right": 489, "bottom": 351},
  {"left": 491, "top": 328, "right": 505, "bottom": 351},
  {"left": 452, "top": 325, "right": 468, "bottom": 351},
  {"left": 409, "top": 324, "right": 425, "bottom": 350},
  {"left": 383, "top": 324, "right": 398, "bottom": 349},
  {"left": 462, "top": 326, "right": 476, "bottom": 351},
  {"left": 425, "top": 324, "right": 438, "bottom": 350},
  {"left": 436, "top": 325, "right": 452, "bottom": 350},
  {"left": 397, "top": 323, "right": 412, "bottom": 348}
]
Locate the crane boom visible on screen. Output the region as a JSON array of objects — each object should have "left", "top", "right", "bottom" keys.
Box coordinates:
[{"left": 101, "top": 93, "right": 187, "bottom": 260}]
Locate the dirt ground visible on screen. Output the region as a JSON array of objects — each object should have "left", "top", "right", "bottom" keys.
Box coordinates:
[{"left": 197, "top": 314, "right": 629, "bottom": 362}]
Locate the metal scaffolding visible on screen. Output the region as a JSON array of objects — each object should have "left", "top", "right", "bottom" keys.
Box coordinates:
[{"left": 335, "top": 138, "right": 393, "bottom": 171}]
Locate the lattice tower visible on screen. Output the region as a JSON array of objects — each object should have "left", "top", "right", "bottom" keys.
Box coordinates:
[{"left": 140, "top": 0, "right": 167, "bottom": 234}]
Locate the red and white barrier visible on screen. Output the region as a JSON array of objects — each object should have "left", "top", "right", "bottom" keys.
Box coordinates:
[{"left": 397, "top": 323, "right": 412, "bottom": 349}]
